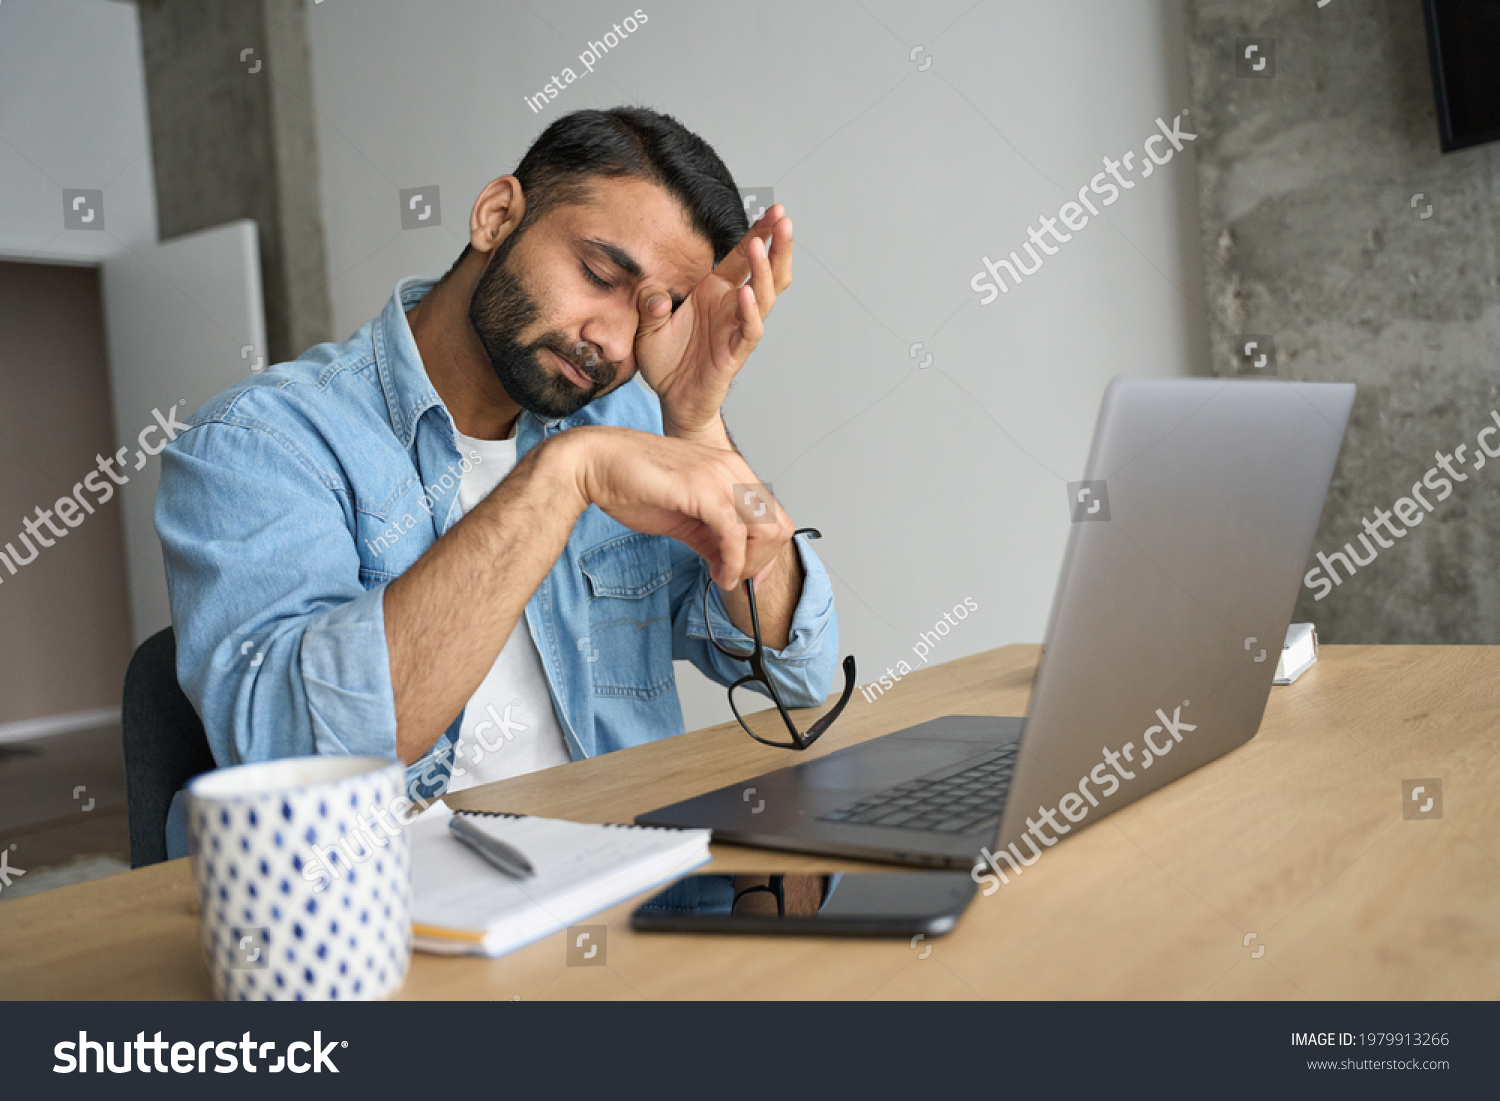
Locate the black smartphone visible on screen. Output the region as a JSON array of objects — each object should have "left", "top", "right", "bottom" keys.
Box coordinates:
[{"left": 630, "top": 871, "right": 976, "bottom": 936}]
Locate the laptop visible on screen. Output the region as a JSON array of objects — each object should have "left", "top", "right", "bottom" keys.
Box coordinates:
[{"left": 636, "top": 378, "right": 1356, "bottom": 869}]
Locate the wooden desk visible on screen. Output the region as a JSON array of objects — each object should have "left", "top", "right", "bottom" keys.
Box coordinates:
[{"left": 4, "top": 644, "right": 1498, "bottom": 1000}]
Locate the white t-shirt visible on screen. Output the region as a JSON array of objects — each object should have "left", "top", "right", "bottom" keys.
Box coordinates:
[{"left": 442, "top": 426, "right": 572, "bottom": 793}]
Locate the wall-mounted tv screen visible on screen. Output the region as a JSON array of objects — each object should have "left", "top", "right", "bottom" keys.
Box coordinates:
[{"left": 1423, "top": 0, "right": 1500, "bottom": 151}]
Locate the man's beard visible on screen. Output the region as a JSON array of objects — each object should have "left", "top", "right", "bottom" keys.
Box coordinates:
[{"left": 467, "top": 229, "right": 612, "bottom": 420}]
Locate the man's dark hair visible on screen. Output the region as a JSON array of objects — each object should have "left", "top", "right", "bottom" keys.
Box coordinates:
[{"left": 452, "top": 106, "right": 748, "bottom": 273}]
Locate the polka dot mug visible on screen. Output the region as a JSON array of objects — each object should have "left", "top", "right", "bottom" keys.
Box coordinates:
[{"left": 188, "top": 756, "right": 411, "bottom": 1001}]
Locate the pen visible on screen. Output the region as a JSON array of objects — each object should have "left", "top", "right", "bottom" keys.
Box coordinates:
[{"left": 448, "top": 815, "right": 536, "bottom": 879}]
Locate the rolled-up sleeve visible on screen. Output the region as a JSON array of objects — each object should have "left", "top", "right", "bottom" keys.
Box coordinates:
[
  {"left": 155, "top": 417, "right": 400, "bottom": 770},
  {"left": 669, "top": 532, "right": 840, "bottom": 709}
]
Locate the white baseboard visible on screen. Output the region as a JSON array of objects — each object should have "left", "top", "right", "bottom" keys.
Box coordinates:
[{"left": 0, "top": 707, "right": 122, "bottom": 745}]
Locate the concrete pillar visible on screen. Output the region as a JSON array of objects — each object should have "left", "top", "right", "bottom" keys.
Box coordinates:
[
  {"left": 1182, "top": 1, "right": 1500, "bottom": 642},
  {"left": 136, "top": 0, "right": 331, "bottom": 365}
]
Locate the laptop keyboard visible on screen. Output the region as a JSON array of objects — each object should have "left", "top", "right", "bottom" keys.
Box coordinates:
[{"left": 816, "top": 744, "right": 1017, "bottom": 834}]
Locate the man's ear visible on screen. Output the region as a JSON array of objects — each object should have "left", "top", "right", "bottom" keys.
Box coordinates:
[{"left": 470, "top": 176, "right": 526, "bottom": 255}]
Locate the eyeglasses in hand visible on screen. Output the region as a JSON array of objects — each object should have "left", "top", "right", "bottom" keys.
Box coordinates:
[{"left": 701, "top": 527, "right": 857, "bottom": 750}]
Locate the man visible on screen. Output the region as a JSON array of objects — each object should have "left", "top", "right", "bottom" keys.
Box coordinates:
[{"left": 155, "top": 107, "right": 840, "bottom": 856}]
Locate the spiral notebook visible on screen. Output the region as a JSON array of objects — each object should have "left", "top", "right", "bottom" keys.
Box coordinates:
[{"left": 409, "top": 800, "right": 712, "bottom": 957}]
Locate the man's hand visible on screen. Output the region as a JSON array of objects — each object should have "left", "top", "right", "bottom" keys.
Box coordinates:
[
  {"left": 555, "top": 425, "right": 795, "bottom": 591},
  {"left": 632, "top": 204, "right": 793, "bottom": 445},
  {"left": 385, "top": 425, "right": 797, "bottom": 764}
]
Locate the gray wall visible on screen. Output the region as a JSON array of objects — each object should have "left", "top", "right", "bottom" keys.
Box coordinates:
[
  {"left": 0, "top": 0, "right": 157, "bottom": 257},
  {"left": 1185, "top": 0, "right": 1500, "bottom": 642},
  {"left": 305, "top": 0, "right": 1210, "bottom": 731}
]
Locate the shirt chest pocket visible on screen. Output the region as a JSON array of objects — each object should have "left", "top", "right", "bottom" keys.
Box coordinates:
[{"left": 577, "top": 533, "right": 676, "bottom": 700}]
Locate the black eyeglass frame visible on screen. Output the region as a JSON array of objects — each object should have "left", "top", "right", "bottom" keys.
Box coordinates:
[{"left": 701, "top": 527, "right": 858, "bottom": 750}]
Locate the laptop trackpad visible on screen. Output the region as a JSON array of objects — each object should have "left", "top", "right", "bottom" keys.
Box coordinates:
[{"left": 792, "top": 739, "right": 990, "bottom": 792}]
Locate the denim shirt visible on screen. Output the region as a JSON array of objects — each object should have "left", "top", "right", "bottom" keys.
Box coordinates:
[{"left": 156, "top": 276, "right": 840, "bottom": 855}]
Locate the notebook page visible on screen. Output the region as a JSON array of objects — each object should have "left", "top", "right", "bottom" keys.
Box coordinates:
[{"left": 410, "top": 809, "right": 710, "bottom": 941}]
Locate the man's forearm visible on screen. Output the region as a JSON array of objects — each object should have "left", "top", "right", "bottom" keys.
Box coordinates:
[
  {"left": 662, "top": 410, "right": 803, "bottom": 646},
  {"left": 718, "top": 539, "right": 804, "bottom": 650},
  {"left": 384, "top": 435, "right": 585, "bottom": 764},
  {"left": 383, "top": 416, "right": 799, "bottom": 764},
  {"left": 663, "top": 407, "right": 734, "bottom": 452}
]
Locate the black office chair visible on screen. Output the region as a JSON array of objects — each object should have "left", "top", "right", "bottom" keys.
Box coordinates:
[{"left": 122, "top": 627, "right": 216, "bottom": 867}]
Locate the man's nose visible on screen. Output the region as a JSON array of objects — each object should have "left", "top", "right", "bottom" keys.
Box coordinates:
[{"left": 580, "top": 318, "right": 635, "bottom": 373}]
